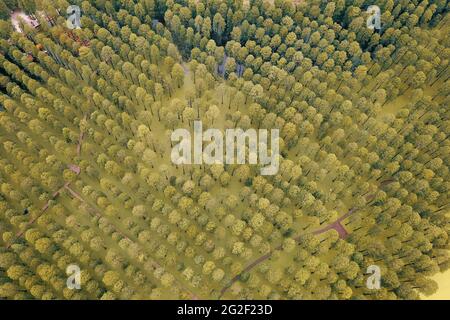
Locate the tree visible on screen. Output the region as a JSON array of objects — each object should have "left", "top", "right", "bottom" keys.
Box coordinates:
[
  {"left": 7, "top": 265, "right": 27, "bottom": 281},
  {"left": 171, "top": 63, "right": 184, "bottom": 88},
  {"left": 0, "top": 252, "right": 16, "bottom": 269},
  {"left": 225, "top": 57, "right": 237, "bottom": 77}
]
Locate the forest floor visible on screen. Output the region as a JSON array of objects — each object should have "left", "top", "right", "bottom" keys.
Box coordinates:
[{"left": 426, "top": 269, "right": 450, "bottom": 300}]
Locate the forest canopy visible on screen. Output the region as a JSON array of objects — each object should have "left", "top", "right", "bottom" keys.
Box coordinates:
[{"left": 0, "top": 0, "right": 449, "bottom": 300}]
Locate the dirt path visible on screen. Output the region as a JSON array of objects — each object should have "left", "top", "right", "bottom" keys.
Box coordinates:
[
  {"left": 218, "top": 179, "right": 395, "bottom": 299},
  {"left": 4, "top": 108, "right": 395, "bottom": 300},
  {"left": 5, "top": 116, "right": 87, "bottom": 248},
  {"left": 64, "top": 183, "right": 199, "bottom": 300},
  {"left": 4, "top": 111, "right": 199, "bottom": 299},
  {"left": 5, "top": 181, "right": 71, "bottom": 249}
]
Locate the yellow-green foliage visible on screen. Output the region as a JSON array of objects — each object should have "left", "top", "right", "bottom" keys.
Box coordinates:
[{"left": 0, "top": 0, "right": 449, "bottom": 300}]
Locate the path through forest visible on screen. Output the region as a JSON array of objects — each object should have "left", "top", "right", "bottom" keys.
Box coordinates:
[
  {"left": 2, "top": 114, "right": 200, "bottom": 299},
  {"left": 4, "top": 115, "right": 87, "bottom": 249},
  {"left": 218, "top": 179, "right": 395, "bottom": 298},
  {"left": 64, "top": 184, "right": 200, "bottom": 300}
]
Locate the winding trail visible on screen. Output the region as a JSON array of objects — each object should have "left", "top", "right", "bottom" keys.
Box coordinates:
[
  {"left": 4, "top": 114, "right": 200, "bottom": 299},
  {"left": 3, "top": 107, "right": 396, "bottom": 300},
  {"left": 218, "top": 179, "right": 395, "bottom": 299},
  {"left": 4, "top": 116, "right": 88, "bottom": 249},
  {"left": 5, "top": 182, "right": 70, "bottom": 249}
]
